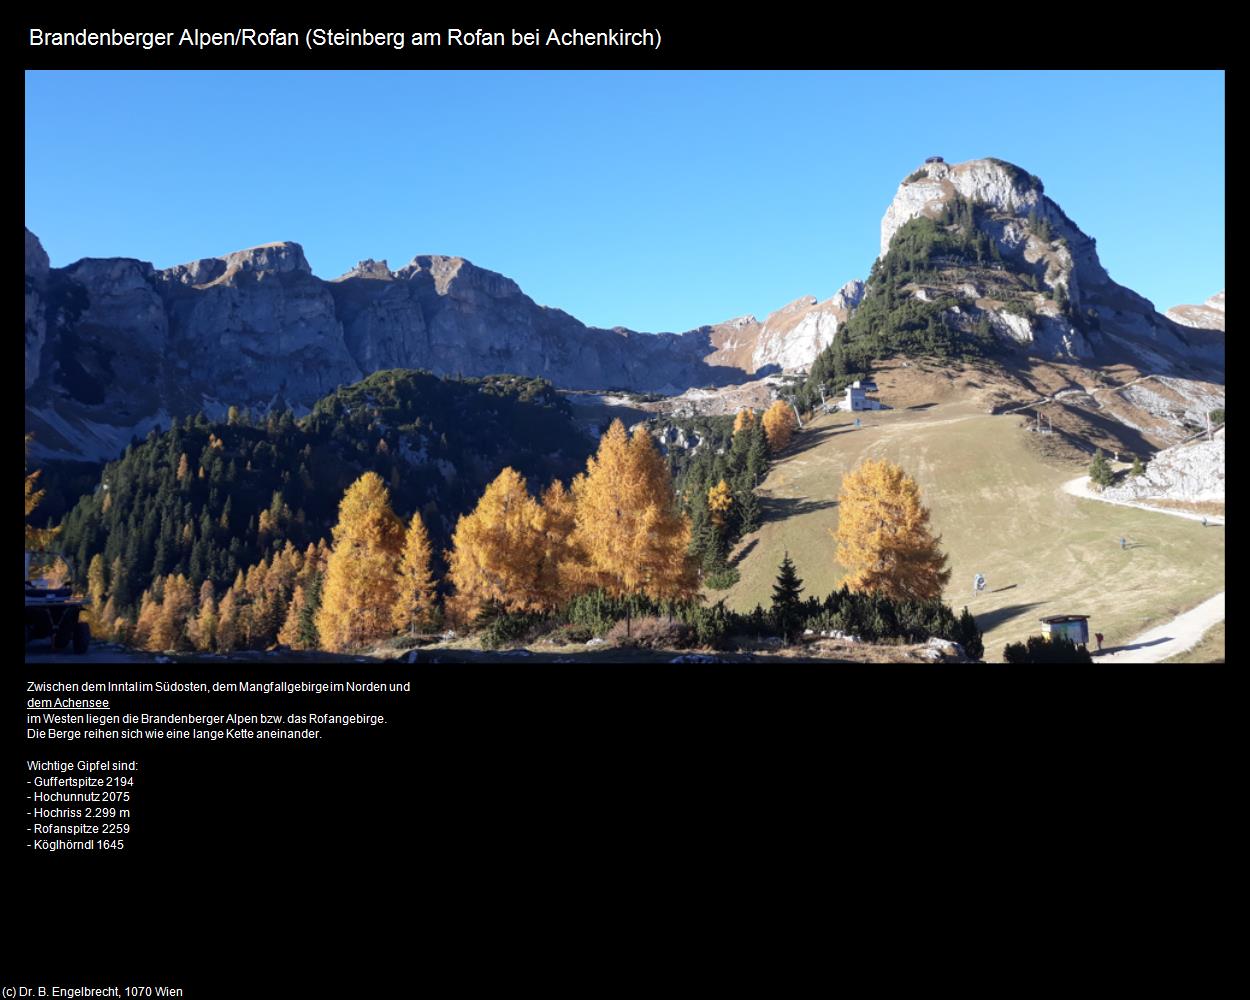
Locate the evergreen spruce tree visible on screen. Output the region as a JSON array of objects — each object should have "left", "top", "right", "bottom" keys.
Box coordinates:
[
  {"left": 1130, "top": 455, "right": 1145, "bottom": 477},
  {"left": 736, "top": 486, "right": 762, "bottom": 535},
  {"left": 688, "top": 500, "right": 721, "bottom": 572},
  {"left": 955, "top": 606, "right": 983, "bottom": 660},
  {"left": 770, "top": 553, "right": 805, "bottom": 643},
  {"left": 298, "top": 571, "right": 323, "bottom": 650},
  {"left": 745, "top": 423, "right": 769, "bottom": 485},
  {"left": 1088, "top": 449, "right": 1114, "bottom": 489}
]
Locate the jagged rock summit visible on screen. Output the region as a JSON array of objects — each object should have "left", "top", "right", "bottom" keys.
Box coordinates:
[
  {"left": 874, "top": 157, "right": 1224, "bottom": 370},
  {"left": 704, "top": 279, "right": 864, "bottom": 374}
]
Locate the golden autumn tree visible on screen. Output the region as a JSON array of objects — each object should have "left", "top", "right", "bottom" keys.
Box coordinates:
[
  {"left": 215, "top": 587, "right": 241, "bottom": 652},
  {"left": 277, "top": 584, "right": 309, "bottom": 649},
  {"left": 24, "top": 434, "right": 59, "bottom": 553},
  {"left": 188, "top": 580, "right": 218, "bottom": 652},
  {"left": 733, "top": 408, "right": 757, "bottom": 434},
  {"left": 316, "top": 472, "right": 405, "bottom": 651},
  {"left": 151, "top": 574, "right": 194, "bottom": 652},
  {"left": 536, "top": 480, "right": 580, "bottom": 609},
  {"left": 833, "top": 458, "right": 951, "bottom": 601},
  {"left": 762, "top": 400, "right": 798, "bottom": 453},
  {"left": 569, "top": 419, "right": 698, "bottom": 601},
  {"left": 86, "top": 554, "right": 107, "bottom": 609},
  {"left": 707, "top": 479, "right": 733, "bottom": 529},
  {"left": 132, "top": 587, "right": 162, "bottom": 651},
  {"left": 445, "top": 467, "right": 546, "bottom": 624},
  {"left": 393, "top": 512, "right": 438, "bottom": 634}
]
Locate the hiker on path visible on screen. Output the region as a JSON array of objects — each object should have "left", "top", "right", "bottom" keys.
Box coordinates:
[
  {"left": 1120, "top": 536, "right": 1126, "bottom": 550},
  {"left": 1202, "top": 516, "right": 1208, "bottom": 527},
  {"left": 1095, "top": 632, "right": 1104, "bottom": 652}
]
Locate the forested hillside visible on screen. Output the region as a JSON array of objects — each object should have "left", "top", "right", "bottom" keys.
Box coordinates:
[
  {"left": 797, "top": 207, "right": 1006, "bottom": 408},
  {"left": 56, "top": 370, "right": 592, "bottom": 618}
]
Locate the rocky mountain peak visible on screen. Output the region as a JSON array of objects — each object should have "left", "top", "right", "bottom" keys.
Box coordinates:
[
  {"left": 158, "top": 241, "right": 311, "bottom": 288},
  {"left": 882, "top": 157, "right": 1045, "bottom": 257},
  {"left": 221, "top": 241, "right": 311, "bottom": 276},
  {"left": 339, "top": 258, "right": 393, "bottom": 281},
  {"left": 25, "top": 227, "right": 49, "bottom": 280},
  {"left": 865, "top": 157, "right": 1223, "bottom": 374},
  {"left": 831, "top": 279, "right": 865, "bottom": 311}
]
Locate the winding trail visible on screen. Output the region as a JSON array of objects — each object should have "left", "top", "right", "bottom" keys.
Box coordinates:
[
  {"left": 996, "top": 372, "right": 1164, "bottom": 415},
  {"left": 1094, "top": 591, "right": 1225, "bottom": 663},
  {"left": 1061, "top": 474, "right": 1224, "bottom": 661}
]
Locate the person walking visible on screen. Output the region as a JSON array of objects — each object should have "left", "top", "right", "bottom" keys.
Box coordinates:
[
  {"left": 1094, "top": 632, "right": 1104, "bottom": 652},
  {"left": 1120, "top": 536, "right": 1126, "bottom": 550},
  {"left": 1202, "top": 516, "right": 1208, "bottom": 527}
]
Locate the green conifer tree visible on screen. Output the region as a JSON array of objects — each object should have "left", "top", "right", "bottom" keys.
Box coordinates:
[
  {"left": 1088, "top": 449, "right": 1114, "bottom": 489},
  {"left": 770, "top": 552, "right": 805, "bottom": 643}
]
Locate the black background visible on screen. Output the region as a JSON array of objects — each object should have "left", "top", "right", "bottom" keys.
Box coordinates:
[{"left": 17, "top": 14, "right": 1229, "bottom": 994}]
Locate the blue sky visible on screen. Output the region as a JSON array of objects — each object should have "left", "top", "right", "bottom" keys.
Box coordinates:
[{"left": 25, "top": 70, "right": 1224, "bottom": 332}]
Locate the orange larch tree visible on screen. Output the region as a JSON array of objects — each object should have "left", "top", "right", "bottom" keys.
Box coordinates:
[
  {"left": 315, "top": 472, "right": 405, "bottom": 651},
  {"left": 536, "top": 479, "right": 580, "bottom": 611},
  {"left": 833, "top": 458, "right": 951, "bottom": 600},
  {"left": 569, "top": 419, "right": 697, "bottom": 601},
  {"left": 762, "top": 400, "right": 798, "bottom": 453},
  {"left": 733, "top": 408, "right": 757, "bottom": 434},
  {"left": 445, "top": 468, "right": 546, "bottom": 624},
  {"left": 392, "top": 511, "right": 439, "bottom": 634}
]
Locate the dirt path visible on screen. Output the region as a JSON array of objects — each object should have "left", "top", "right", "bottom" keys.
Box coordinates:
[
  {"left": 1061, "top": 475, "right": 1226, "bottom": 525},
  {"left": 996, "top": 372, "right": 1161, "bottom": 415},
  {"left": 1094, "top": 591, "right": 1226, "bottom": 663}
]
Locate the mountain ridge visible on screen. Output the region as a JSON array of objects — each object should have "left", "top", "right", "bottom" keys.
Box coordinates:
[{"left": 25, "top": 156, "right": 1223, "bottom": 462}]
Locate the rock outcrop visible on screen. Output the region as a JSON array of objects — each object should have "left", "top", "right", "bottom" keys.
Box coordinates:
[{"left": 1103, "top": 426, "right": 1225, "bottom": 503}]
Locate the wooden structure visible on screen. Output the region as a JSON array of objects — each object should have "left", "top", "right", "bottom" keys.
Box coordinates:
[{"left": 1039, "top": 614, "right": 1089, "bottom": 645}]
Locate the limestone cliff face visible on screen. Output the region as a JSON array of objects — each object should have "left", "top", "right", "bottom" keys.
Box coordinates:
[
  {"left": 703, "top": 279, "right": 864, "bottom": 374},
  {"left": 23, "top": 234, "right": 748, "bottom": 460},
  {"left": 24, "top": 229, "right": 49, "bottom": 390},
  {"left": 879, "top": 158, "right": 1224, "bottom": 373},
  {"left": 750, "top": 280, "right": 864, "bottom": 371}
]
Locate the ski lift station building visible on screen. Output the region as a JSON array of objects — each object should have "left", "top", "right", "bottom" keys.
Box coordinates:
[
  {"left": 1039, "top": 615, "right": 1090, "bottom": 645},
  {"left": 845, "top": 379, "right": 884, "bottom": 412}
]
